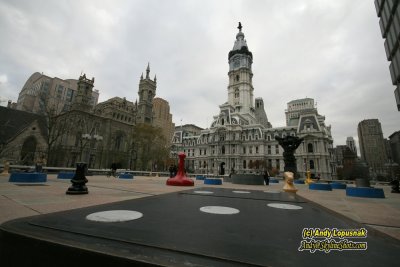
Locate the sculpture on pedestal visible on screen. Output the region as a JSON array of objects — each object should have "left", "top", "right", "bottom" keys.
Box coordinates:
[
  {"left": 166, "top": 152, "right": 194, "bottom": 186},
  {"left": 0, "top": 161, "right": 10, "bottom": 176},
  {"left": 275, "top": 135, "right": 304, "bottom": 177}
]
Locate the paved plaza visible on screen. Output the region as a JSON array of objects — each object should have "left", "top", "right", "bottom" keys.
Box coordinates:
[{"left": 1, "top": 174, "right": 400, "bottom": 266}]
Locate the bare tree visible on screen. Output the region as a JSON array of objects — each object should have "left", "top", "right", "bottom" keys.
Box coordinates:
[{"left": 132, "top": 123, "right": 169, "bottom": 171}]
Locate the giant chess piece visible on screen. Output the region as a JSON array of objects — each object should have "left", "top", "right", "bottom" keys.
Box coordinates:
[
  {"left": 275, "top": 135, "right": 304, "bottom": 177},
  {"left": 283, "top": 171, "right": 298, "bottom": 193},
  {"left": 0, "top": 161, "right": 10, "bottom": 176},
  {"left": 66, "top": 162, "right": 88, "bottom": 194},
  {"left": 166, "top": 152, "right": 194, "bottom": 186},
  {"left": 305, "top": 170, "right": 314, "bottom": 185}
]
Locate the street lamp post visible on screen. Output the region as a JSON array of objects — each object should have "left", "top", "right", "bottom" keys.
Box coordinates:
[
  {"left": 67, "top": 132, "right": 102, "bottom": 195},
  {"left": 81, "top": 133, "right": 103, "bottom": 168}
]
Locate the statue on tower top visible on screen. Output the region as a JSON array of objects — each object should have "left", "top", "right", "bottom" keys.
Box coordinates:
[{"left": 238, "top": 22, "right": 242, "bottom": 31}]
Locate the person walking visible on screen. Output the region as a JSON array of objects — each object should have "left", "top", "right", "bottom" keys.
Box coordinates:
[
  {"left": 264, "top": 170, "right": 270, "bottom": 185},
  {"left": 111, "top": 162, "right": 117, "bottom": 177}
]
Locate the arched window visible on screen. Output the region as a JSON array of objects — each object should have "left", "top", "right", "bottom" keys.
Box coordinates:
[
  {"left": 308, "top": 143, "right": 314, "bottom": 153},
  {"left": 115, "top": 133, "right": 124, "bottom": 150},
  {"left": 221, "top": 145, "right": 225, "bottom": 154},
  {"left": 20, "top": 136, "right": 37, "bottom": 165},
  {"left": 309, "top": 160, "right": 315, "bottom": 169}
]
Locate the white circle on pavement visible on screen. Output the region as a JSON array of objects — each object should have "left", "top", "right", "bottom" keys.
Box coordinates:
[
  {"left": 267, "top": 203, "right": 303, "bottom": 210},
  {"left": 264, "top": 190, "right": 280, "bottom": 194},
  {"left": 86, "top": 210, "right": 143, "bottom": 222},
  {"left": 194, "top": 190, "right": 214, "bottom": 194},
  {"left": 233, "top": 190, "right": 251, "bottom": 194},
  {"left": 200, "top": 206, "right": 240, "bottom": 215}
]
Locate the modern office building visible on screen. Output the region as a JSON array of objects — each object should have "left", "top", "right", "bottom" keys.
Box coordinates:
[
  {"left": 152, "top": 97, "right": 175, "bottom": 146},
  {"left": 375, "top": 0, "right": 400, "bottom": 111},
  {"left": 346, "top": 136, "right": 357, "bottom": 155},
  {"left": 389, "top": 130, "right": 400, "bottom": 164},
  {"left": 357, "top": 119, "right": 388, "bottom": 176},
  {"left": 16, "top": 72, "right": 99, "bottom": 114}
]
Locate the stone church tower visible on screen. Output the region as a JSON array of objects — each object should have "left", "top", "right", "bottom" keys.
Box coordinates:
[
  {"left": 71, "top": 74, "right": 95, "bottom": 112},
  {"left": 136, "top": 63, "right": 157, "bottom": 124}
]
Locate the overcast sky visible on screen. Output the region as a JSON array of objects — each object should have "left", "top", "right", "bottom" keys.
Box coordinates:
[{"left": 0, "top": 0, "right": 399, "bottom": 147}]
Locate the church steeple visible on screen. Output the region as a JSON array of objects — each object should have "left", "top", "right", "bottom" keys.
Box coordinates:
[
  {"left": 146, "top": 62, "right": 150, "bottom": 79},
  {"left": 137, "top": 64, "right": 157, "bottom": 124}
]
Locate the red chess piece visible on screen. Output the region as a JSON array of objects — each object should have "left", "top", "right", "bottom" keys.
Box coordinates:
[{"left": 166, "top": 152, "right": 194, "bottom": 186}]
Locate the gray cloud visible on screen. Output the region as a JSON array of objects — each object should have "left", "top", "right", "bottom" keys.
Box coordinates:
[{"left": 0, "top": 0, "right": 398, "bottom": 148}]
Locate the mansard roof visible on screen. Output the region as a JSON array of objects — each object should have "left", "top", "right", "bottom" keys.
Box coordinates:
[{"left": 228, "top": 23, "right": 253, "bottom": 60}]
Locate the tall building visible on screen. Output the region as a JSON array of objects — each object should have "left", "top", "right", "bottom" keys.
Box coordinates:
[
  {"left": 16, "top": 72, "right": 99, "bottom": 114},
  {"left": 388, "top": 131, "right": 400, "bottom": 164},
  {"left": 357, "top": 119, "right": 388, "bottom": 176},
  {"left": 346, "top": 136, "right": 357, "bottom": 155},
  {"left": 172, "top": 23, "right": 334, "bottom": 178},
  {"left": 375, "top": 0, "right": 400, "bottom": 111},
  {"left": 152, "top": 97, "right": 175, "bottom": 145}
]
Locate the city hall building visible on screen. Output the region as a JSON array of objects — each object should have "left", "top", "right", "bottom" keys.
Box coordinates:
[{"left": 172, "top": 24, "right": 335, "bottom": 179}]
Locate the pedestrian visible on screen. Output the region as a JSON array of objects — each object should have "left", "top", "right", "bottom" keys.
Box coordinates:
[
  {"left": 169, "top": 164, "right": 174, "bottom": 178},
  {"left": 317, "top": 173, "right": 321, "bottom": 181},
  {"left": 264, "top": 170, "right": 270, "bottom": 185},
  {"left": 111, "top": 162, "right": 117, "bottom": 177}
]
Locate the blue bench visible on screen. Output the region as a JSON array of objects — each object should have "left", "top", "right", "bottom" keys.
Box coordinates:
[
  {"left": 309, "top": 183, "right": 332, "bottom": 191},
  {"left": 119, "top": 173, "right": 134, "bottom": 179},
  {"left": 9, "top": 172, "right": 47, "bottom": 183},
  {"left": 346, "top": 187, "right": 385, "bottom": 198},
  {"left": 57, "top": 172, "right": 75, "bottom": 179},
  {"left": 204, "top": 178, "right": 222, "bottom": 185},
  {"left": 196, "top": 175, "right": 206, "bottom": 180},
  {"left": 331, "top": 183, "right": 347, "bottom": 189}
]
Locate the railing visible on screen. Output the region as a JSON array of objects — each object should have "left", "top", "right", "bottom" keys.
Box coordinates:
[
  {"left": 0, "top": 164, "right": 391, "bottom": 185},
  {"left": 0, "top": 164, "right": 228, "bottom": 179}
]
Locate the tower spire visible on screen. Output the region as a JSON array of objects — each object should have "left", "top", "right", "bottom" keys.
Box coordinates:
[{"left": 146, "top": 62, "right": 150, "bottom": 79}]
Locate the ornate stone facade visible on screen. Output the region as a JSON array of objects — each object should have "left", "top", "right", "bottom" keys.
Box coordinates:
[
  {"left": 172, "top": 24, "right": 334, "bottom": 179},
  {"left": 2, "top": 65, "right": 174, "bottom": 170}
]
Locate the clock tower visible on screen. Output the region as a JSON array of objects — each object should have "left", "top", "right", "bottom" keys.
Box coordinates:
[{"left": 227, "top": 22, "right": 254, "bottom": 115}]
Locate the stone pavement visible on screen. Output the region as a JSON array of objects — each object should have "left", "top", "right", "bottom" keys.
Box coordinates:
[{"left": 1, "top": 174, "right": 399, "bottom": 240}]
